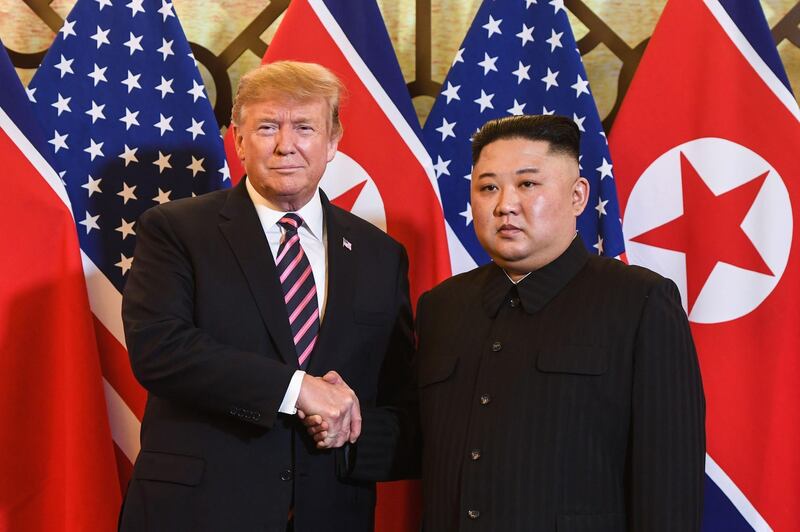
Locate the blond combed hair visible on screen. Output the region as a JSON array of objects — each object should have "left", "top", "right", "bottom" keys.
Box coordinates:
[{"left": 231, "top": 61, "right": 345, "bottom": 138}]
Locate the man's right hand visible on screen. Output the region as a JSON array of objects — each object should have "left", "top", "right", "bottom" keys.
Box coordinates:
[{"left": 295, "top": 372, "right": 361, "bottom": 448}]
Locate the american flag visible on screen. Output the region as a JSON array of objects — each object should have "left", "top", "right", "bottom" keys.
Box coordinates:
[
  {"left": 423, "top": 0, "right": 624, "bottom": 272},
  {"left": 28, "top": 0, "right": 228, "bottom": 486}
]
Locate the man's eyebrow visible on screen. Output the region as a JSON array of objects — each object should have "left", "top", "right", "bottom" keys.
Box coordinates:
[
  {"left": 516, "top": 167, "right": 539, "bottom": 175},
  {"left": 252, "top": 116, "right": 317, "bottom": 124},
  {"left": 476, "top": 167, "right": 540, "bottom": 179}
]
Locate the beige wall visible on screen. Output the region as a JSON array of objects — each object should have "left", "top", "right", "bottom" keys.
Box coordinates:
[{"left": 1, "top": 0, "right": 797, "bottom": 128}]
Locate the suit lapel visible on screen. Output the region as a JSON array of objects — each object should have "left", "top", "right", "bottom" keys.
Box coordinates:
[
  {"left": 307, "top": 192, "right": 356, "bottom": 375},
  {"left": 218, "top": 180, "right": 296, "bottom": 367}
]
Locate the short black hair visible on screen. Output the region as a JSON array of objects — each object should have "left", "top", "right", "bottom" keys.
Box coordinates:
[{"left": 471, "top": 114, "right": 580, "bottom": 165}]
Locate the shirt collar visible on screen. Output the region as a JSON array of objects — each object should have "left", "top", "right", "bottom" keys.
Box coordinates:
[
  {"left": 481, "top": 236, "right": 589, "bottom": 317},
  {"left": 503, "top": 271, "right": 532, "bottom": 284},
  {"left": 245, "top": 177, "right": 324, "bottom": 241}
]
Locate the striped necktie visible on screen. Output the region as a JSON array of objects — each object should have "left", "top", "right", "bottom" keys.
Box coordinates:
[{"left": 275, "top": 213, "right": 319, "bottom": 369}]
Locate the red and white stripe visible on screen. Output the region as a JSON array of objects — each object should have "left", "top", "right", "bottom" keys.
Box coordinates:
[{"left": 700, "top": 2, "right": 796, "bottom": 531}]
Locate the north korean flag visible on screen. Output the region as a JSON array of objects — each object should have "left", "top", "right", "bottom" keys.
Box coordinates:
[{"left": 610, "top": 1, "right": 800, "bottom": 530}]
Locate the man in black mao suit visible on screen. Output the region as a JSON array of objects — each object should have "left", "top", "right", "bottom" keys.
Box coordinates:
[
  {"left": 413, "top": 116, "right": 705, "bottom": 530},
  {"left": 118, "top": 61, "right": 415, "bottom": 531}
]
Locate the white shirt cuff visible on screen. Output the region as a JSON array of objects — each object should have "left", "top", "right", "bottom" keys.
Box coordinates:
[{"left": 278, "top": 370, "right": 306, "bottom": 414}]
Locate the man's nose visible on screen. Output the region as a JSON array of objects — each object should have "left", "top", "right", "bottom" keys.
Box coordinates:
[
  {"left": 274, "top": 127, "right": 296, "bottom": 154},
  {"left": 495, "top": 187, "right": 518, "bottom": 216}
]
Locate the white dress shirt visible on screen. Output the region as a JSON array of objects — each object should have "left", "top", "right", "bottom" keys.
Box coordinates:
[{"left": 245, "top": 178, "right": 327, "bottom": 414}]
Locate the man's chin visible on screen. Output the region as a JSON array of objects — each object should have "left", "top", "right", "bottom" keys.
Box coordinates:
[
  {"left": 488, "top": 244, "right": 530, "bottom": 264},
  {"left": 490, "top": 255, "right": 531, "bottom": 273}
]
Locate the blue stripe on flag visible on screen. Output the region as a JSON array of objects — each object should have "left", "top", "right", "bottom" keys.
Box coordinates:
[
  {"left": 702, "top": 474, "right": 755, "bottom": 532},
  {"left": 321, "top": 0, "right": 422, "bottom": 134},
  {"left": 0, "top": 39, "right": 50, "bottom": 155},
  {"left": 718, "top": 0, "right": 794, "bottom": 93}
]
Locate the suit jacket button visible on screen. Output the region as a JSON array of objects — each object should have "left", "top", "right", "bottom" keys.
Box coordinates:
[
  {"left": 467, "top": 509, "right": 480, "bottom": 519},
  {"left": 491, "top": 341, "right": 502, "bottom": 352},
  {"left": 280, "top": 469, "right": 293, "bottom": 481},
  {"left": 470, "top": 449, "right": 481, "bottom": 461},
  {"left": 480, "top": 394, "right": 491, "bottom": 405}
]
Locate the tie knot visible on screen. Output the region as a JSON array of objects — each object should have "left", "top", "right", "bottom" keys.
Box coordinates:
[{"left": 278, "top": 213, "right": 304, "bottom": 233}]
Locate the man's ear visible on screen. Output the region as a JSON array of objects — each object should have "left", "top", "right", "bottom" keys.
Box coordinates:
[
  {"left": 232, "top": 124, "right": 245, "bottom": 162},
  {"left": 326, "top": 132, "right": 341, "bottom": 163},
  {"left": 572, "top": 177, "right": 590, "bottom": 216}
]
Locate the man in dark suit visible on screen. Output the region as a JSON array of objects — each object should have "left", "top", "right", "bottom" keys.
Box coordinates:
[
  {"left": 314, "top": 114, "right": 705, "bottom": 530},
  {"left": 416, "top": 115, "right": 705, "bottom": 530},
  {"left": 118, "top": 61, "right": 415, "bottom": 531}
]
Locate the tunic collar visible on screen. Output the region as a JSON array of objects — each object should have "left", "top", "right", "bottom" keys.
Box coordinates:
[{"left": 481, "top": 236, "right": 590, "bottom": 317}]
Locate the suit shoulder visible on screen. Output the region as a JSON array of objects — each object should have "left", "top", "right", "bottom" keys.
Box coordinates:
[{"left": 584, "top": 255, "right": 675, "bottom": 294}]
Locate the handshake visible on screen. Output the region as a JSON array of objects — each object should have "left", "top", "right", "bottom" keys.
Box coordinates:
[{"left": 295, "top": 371, "right": 361, "bottom": 449}]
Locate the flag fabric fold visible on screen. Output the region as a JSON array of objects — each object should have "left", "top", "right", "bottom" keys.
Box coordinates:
[
  {"left": 610, "top": 1, "right": 800, "bottom": 530},
  {"left": 424, "top": 0, "right": 624, "bottom": 273}
]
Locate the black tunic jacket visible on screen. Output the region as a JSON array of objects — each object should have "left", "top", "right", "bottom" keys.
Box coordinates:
[{"left": 413, "top": 238, "right": 705, "bottom": 532}]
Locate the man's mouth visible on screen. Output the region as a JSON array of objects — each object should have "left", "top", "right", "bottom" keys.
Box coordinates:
[{"left": 497, "top": 224, "right": 521, "bottom": 235}]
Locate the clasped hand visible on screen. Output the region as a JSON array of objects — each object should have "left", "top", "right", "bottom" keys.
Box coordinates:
[{"left": 296, "top": 371, "right": 361, "bottom": 449}]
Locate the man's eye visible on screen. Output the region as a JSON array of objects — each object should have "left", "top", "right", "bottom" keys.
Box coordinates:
[
  {"left": 520, "top": 181, "right": 536, "bottom": 188},
  {"left": 480, "top": 184, "right": 497, "bottom": 192}
]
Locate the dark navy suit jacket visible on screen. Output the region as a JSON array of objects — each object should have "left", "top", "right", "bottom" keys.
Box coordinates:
[{"left": 119, "top": 179, "right": 415, "bottom": 532}]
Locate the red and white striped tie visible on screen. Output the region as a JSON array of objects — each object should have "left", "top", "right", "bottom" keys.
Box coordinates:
[{"left": 275, "top": 213, "right": 319, "bottom": 369}]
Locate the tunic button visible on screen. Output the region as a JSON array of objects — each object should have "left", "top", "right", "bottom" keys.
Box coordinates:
[
  {"left": 480, "top": 394, "right": 491, "bottom": 405},
  {"left": 510, "top": 298, "right": 519, "bottom": 307},
  {"left": 491, "top": 341, "right": 502, "bottom": 352},
  {"left": 467, "top": 509, "right": 480, "bottom": 520},
  {"left": 279, "top": 469, "right": 293, "bottom": 481},
  {"left": 470, "top": 449, "right": 481, "bottom": 461}
]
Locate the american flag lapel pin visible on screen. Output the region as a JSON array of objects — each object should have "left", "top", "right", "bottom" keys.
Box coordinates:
[{"left": 342, "top": 237, "right": 352, "bottom": 251}]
